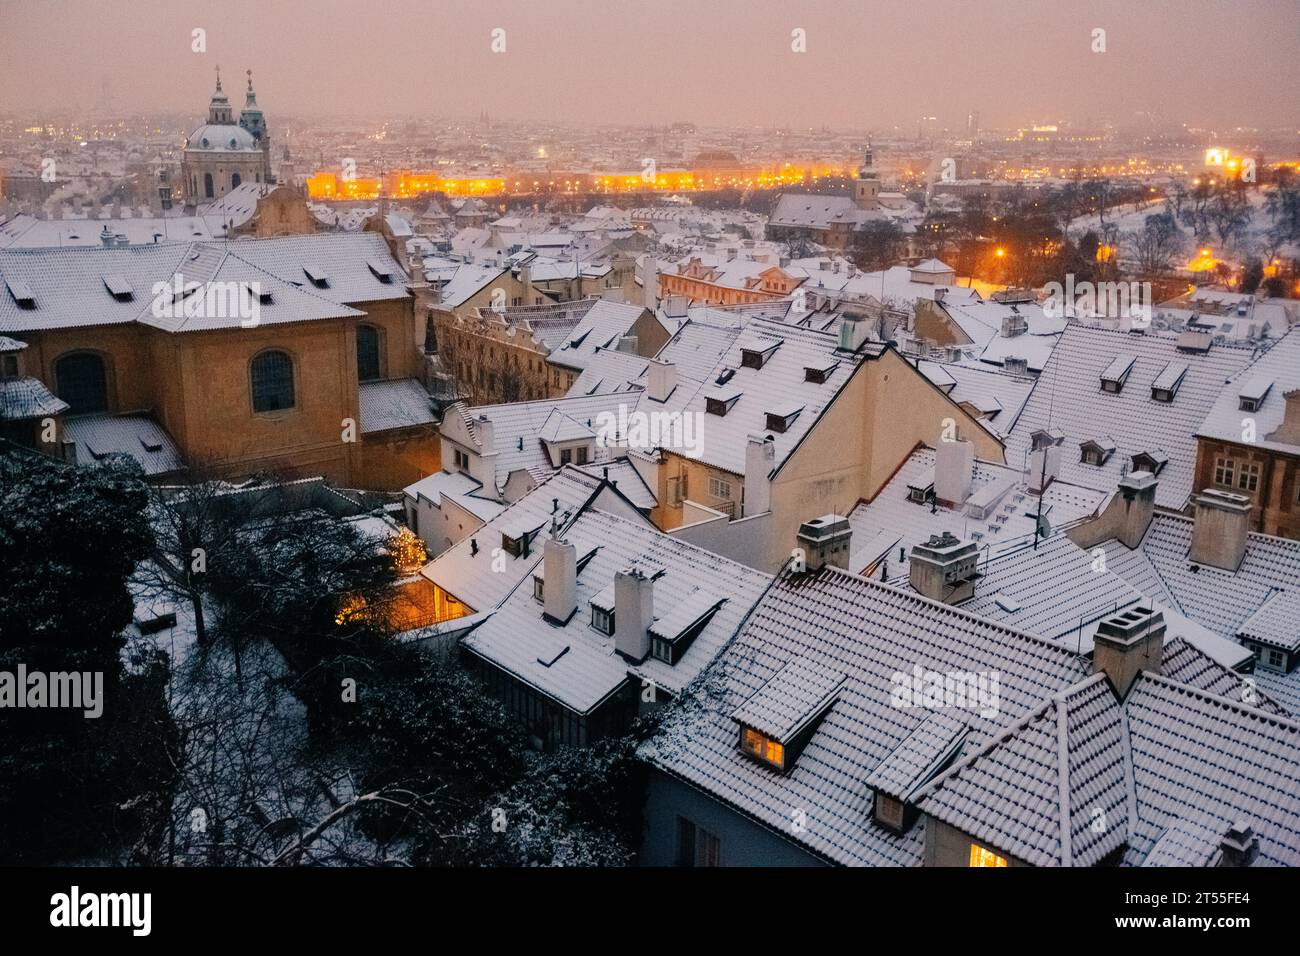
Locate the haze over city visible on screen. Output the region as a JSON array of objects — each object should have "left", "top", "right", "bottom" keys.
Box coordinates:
[{"left": 2, "top": 0, "right": 1299, "bottom": 129}]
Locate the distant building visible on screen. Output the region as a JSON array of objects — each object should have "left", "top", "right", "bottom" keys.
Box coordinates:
[{"left": 181, "top": 69, "right": 273, "bottom": 203}]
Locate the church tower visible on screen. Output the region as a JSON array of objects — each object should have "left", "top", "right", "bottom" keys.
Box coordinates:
[
  {"left": 208, "top": 68, "right": 234, "bottom": 124},
  {"left": 853, "top": 141, "right": 881, "bottom": 211},
  {"left": 238, "top": 70, "right": 273, "bottom": 183}
]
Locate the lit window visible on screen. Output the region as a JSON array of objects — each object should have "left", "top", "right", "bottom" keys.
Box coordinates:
[
  {"left": 969, "top": 843, "right": 1008, "bottom": 867},
  {"left": 740, "top": 726, "right": 785, "bottom": 769}
]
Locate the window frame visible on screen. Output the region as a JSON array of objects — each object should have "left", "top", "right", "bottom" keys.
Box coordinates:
[{"left": 249, "top": 348, "right": 297, "bottom": 415}]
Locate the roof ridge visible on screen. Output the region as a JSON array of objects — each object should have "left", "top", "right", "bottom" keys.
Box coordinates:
[
  {"left": 1055, "top": 688, "right": 1073, "bottom": 866},
  {"left": 1131, "top": 669, "right": 1300, "bottom": 732}
]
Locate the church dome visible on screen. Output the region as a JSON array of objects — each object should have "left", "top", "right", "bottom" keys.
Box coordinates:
[{"left": 187, "top": 123, "right": 260, "bottom": 152}]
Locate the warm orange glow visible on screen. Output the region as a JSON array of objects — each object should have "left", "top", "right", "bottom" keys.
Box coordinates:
[
  {"left": 995, "top": 248, "right": 1006, "bottom": 258},
  {"left": 741, "top": 727, "right": 785, "bottom": 768},
  {"left": 969, "top": 843, "right": 1008, "bottom": 867}
]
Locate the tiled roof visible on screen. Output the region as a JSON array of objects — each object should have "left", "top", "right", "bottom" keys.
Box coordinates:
[
  {"left": 566, "top": 346, "right": 651, "bottom": 396},
  {"left": 62, "top": 413, "right": 185, "bottom": 476},
  {"left": 1004, "top": 325, "right": 1253, "bottom": 510},
  {"left": 641, "top": 567, "right": 1091, "bottom": 866},
  {"left": 731, "top": 655, "right": 847, "bottom": 743},
  {"left": 1197, "top": 327, "right": 1300, "bottom": 455},
  {"left": 462, "top": 505, "right": 771, "bottom": 711},
  {"left": 916, "top": 673, "right": 1130, "bottom": 867},
  {"left": 863, "top": 710, "right": 969, "bottom": 801},
  {"left": 545, "top": 300, "right": 646, "bottom": 371},
  {"left": 358, "top": 378, "right": 436, "bottom": 434},
  {"left": 1123, "top": 673, "right": 1300, "bottom": 866},
  {"left": 0, "top": 376, "right": 69, "bottom": 420}
]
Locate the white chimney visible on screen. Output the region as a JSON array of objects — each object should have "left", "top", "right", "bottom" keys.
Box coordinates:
[
  {"left": 646, "top": 359, "right": 676, "bottom": 402},
  {"left": 1028, "top": 430, "right": 1062, "bottom": 493},
  {"left": 614, "top": 567, "right": 654, "bottom": 661},
  {"left": 744, "top": 435, "right": 775, "bottom": 516},
  {"left": 1189, "top": 489, "right": 1252, "bottom": 572},
  {"left": 1114, "top": 470, "right": 1158, "bottom": 549},
  {"left": 796, "top": 515, "right": 852, "bottom": 572},
  {"left": 542, "top": 535, "right": 577, "bottom": 624},
  {"left": 908, "top": 532, "right": 979, "bottom": 604},
  {"left": 838, "top": 314, "right": 869, "bottom": 353},
  {"left": 934, "top": 436, "right": 974, "bottom": 506}
]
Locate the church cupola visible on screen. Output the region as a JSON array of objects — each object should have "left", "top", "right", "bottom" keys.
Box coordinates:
[
  {"left": 207, "top": 67, "right": 234, "bottom": 125},
  {"left": 853, "top": 139, "right": 881, "bottom": 210},
  {"left": 239, "top": 69, "right": 267, "bottom": 143}
]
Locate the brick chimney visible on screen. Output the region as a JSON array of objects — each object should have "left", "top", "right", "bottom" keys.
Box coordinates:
[
  {"left": 909, "top": 532, "right": 980, "bottom": 604},
  {"left": 796, "top": 515, "right": 852, "bottom": 572},
  {"left": 1093, "top": 606, "right": 1165, "bottom": 698},
  {"left": 614, "top": 567, "right": 655, "bottom": 661},
  {"left": 542, "top": 534, "right": 577, "bottom": 624},
  {"left": 1114, "top": 470, "right": 1158, "bottom": 548},
  {"left": 1189, "top": 488, "right": 1252, "bottom": 572},
  {"left": 1267, "top": 389, "right": 1300, "bottom": 445},
  {"left": 934, "top": 435, "right": 974, "bottom": 506}
]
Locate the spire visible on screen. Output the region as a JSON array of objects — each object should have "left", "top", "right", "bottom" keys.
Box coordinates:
[
  {"left": 244, "top": 69, "right": 259, "bottom": 108},
  {"left": 208, "top": 65, "right": 232, "bottom": 124}
]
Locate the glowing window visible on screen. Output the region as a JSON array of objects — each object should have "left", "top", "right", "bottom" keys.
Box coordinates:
[
  {"left": 969, "top": 843, "right": 1008, "bottom": 868},
  {"left": 740, "top": 727, "right": 785, "bottom": 769}
]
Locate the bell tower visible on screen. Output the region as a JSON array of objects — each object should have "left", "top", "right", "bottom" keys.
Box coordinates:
[{"left": 853, "top": 140, "right": 881, "bottom": 210}]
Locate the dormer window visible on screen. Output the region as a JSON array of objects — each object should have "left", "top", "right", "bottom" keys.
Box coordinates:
[
  {"left": 969, "top": 843, "right": 1008, "bottom": 868},
  {"left": 804, "top": 360, "right": 838, "bottom": 384},
  {"left": 1080, "top": 438, "right": 1116, "bottom": 466},
  {"left": 367, "top": 259, "right": 394, "bottom": 283},
  {"left": 502, "top": 527, "right": 535, "bottom": 557},
  {"left": 705, "top": 388, "right": 742, "bottom": 416},
  {"left": 1131, "top": 450, "right": 1169, "bottom": 475},
  {"left": 532, "top": 575, "right": 544, "bottom": 602},
  {"left": 591, "top": 605, "right": 614, "bottom": 635},
  {"left": 739, "top": 339, "right": 781, "bottom": 369},
  {"left": 739, "top": 727, "right": 785, "bottom": 769},
  {"left": 765, "top": 403, "right": 803, "bottom": 433},
  {"left": 302, "top": 264, "right": 330, "bottom": 288},
  {"left": 1238, "top": 376, "right": 1273, "bottom": 413},
  {"left": 5, "top": 277, "right": 36, "bottom": 310},
  {"left": 1100, "top": 354, "right": 1135, "bottom": 393},
  {"left": 453, "top": 448, "right": 470, "bottom": 472},
  {"left": 102, "top": 275, "right": 134, "bottom": 302},
  {"left": 1151, "top": 361, "right": 1188, "bottom": 402}
]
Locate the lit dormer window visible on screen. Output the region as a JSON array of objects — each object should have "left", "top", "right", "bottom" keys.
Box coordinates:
[
  {"left": 739, "top": 727, "right": 785, "bottom": 770},
  {"left": 969, "top": 843, "right": 1008, "bottom": 868}
]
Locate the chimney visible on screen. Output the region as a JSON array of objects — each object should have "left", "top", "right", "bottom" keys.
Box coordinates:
[
  {"left": 744, "top": 435, "right": 775, "bottom": 516},
  {"left": 1268, "top": 389, "right": 1300, "bottom": 445},
  {"left": 614, "top": 567, "right": 654, "bottom": 661},
  {"left": 1093, "top": 606, "right": 1165, "bottom": 698},
  {"left": 1218, "top": 822, "right": 1259, "bottom": 867},
  {"left": 909, "top": 532, "right": 980, "bottom": 603},
  {"left": 934, "top": 435, "right": 974, "bottom": 506},
  {"left": 646, "top": 359, "right": 676, "bottom": 402},
  {"left": 1028, "top": 429, "right": 1063, "bottom": 493},
  {"left": 474, "top": 413, "right": 496, "bottom": 453},
  {"left": 934, "top": 287, "right": 946, "bottom": 303},
  {"left": 1189, "top": 489, "right": 1252, "bottom": 572},
  {"left": 796, "top": 514, "right": 852, "bottom": 572},
  {"left": 542, "top": 534, "right": 577, "bottom": 624},
  {"left": 616, "top": 334, "right": 638, "bottom": 354},
  {"left": 99, "top": 224, "right": 115, "bottom": 247},
  {"left": 1114, "top": 470, "right": 1158, "bottom": 549},
  {"left": 837, "top": 314, "right": 869, "bottom": 353}
]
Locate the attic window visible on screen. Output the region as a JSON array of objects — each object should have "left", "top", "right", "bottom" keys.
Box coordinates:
[
  {"left": 248, "top": 285, "right": 273, "bottom": 305},
  {"left": 1080, "top": 438, "right": 1116, "bottom": 466},
  {"left": 1151, "top": 361, "right": 1188, "bottom": 402},
  {"left": 739, "top": 727, "right": 785, "bottom": 770},
  {"left": 969, "top": 844, "right": 1008, "bottom": 868},
  {"left": 1132, "top": 450, "right": 1168, "bottom": 475},
  {"left": 591, "top": 605, "right": 614, "bottom": 635},
  {"left": 302, "top": 265, "right": 330, "bottom": 288},
  {"left": 804, "top": 360, "right": 838, "bottom": 383},
  {"left": 765, "top": 403, "right": 803, "bottom": 433},
  {"left": 1003, "top": 356, "right": 1029, "bottom": 376},
  {"left": 739, "top": 339, "right": 781, "bottom": 369},
  {"left": 1238, "top": 376, "right": 1273, "bottom": 413},
  {"left": 874, "top": 793, "right": 906, "bottom": 830},
  {"left": 715, "top": 367, "right": 736, "bottom": 386},
  {"left": 1099, "top": 354, "right": 1135, "bottom": 393},
  {"left": 367, "top": 260, "right": 394, "bottom": 283},
  {"left": 102, "top": 275, "right": 134, "bottom": 301},
  {"left": 5, "top": 277, "right": 36, "bottom": 309},
  {"left": 502, "top": 529, "right": 534, "bottom": 558},
  {"left": 705, "top": 389, "right": 742, "bottom": 416},
  {"left": 532, "top": 576, "right": 544, "bottom": 602}
]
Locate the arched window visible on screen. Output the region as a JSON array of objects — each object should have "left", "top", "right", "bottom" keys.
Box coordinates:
[
  {"left": 231, "top": 172, "right": 242, "bottom": 189},
  {"left": 55, "top": 352, "right": 108, "bottom": 414},
  {"left": 203, "top": 173, "right": 214, "bottom": 198},
  {"left": 356, "top": 324, "right": 381, "bottom": 381},
  {"left": 250, "top": 350, "right": 295, "bottom": 412}
]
